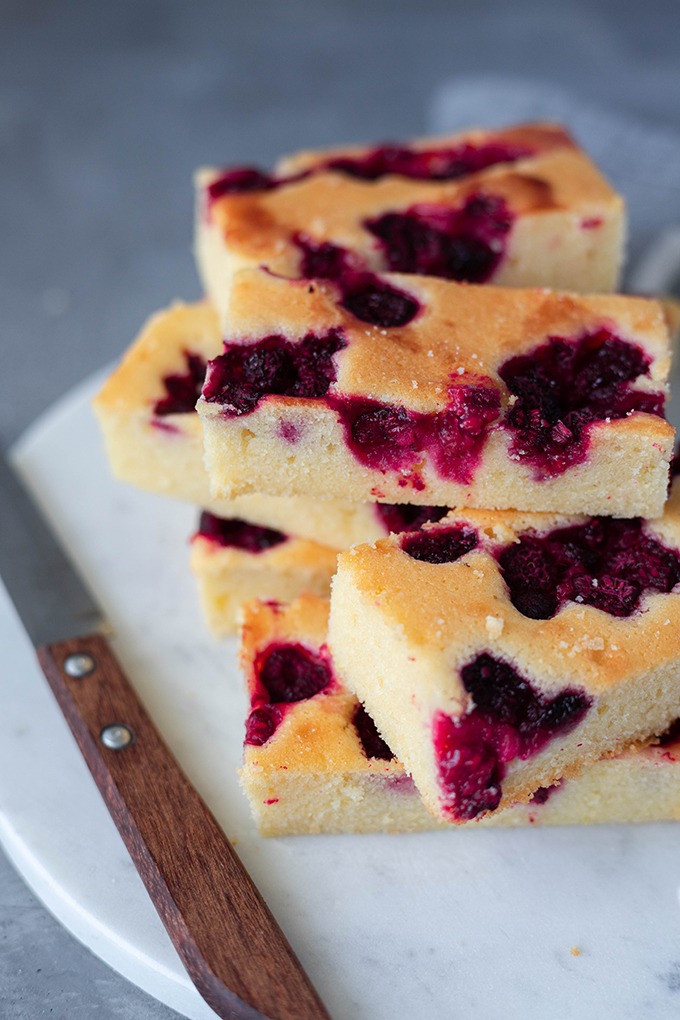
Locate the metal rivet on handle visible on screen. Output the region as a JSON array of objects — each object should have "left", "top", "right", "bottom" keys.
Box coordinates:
[
  {"left": 100, "top": 724, "right": 135, "bottom": 750},
  {"left": 64, "top": 653, "right": 96, "bottom": 678}
]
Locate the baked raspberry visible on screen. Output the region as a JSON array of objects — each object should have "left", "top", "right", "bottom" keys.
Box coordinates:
[
  {"left": 659, "top": 718, "right": 680, "bottom": 746},
  {"left": 244, "top": 642, "right": 335, "bottom": 745},
  {"left": 531, "top": 784, "right": 558, "bottom": 805},
  {"left": 434, "top": 653, "right": 590, "bottom": 819},
  {"left": 365, "top": 195, "right": 514, "bottom": 283},
  {"left": 203, "top": 330, "right": 347, "bottom": 415},
  {"left": 255, "top": 643, "right": 333, "bottom": 704},
  {"left": 196, "top": 511, "right": 287, "bottom": 553},
  {"left": 376, "top": 503, "right": 449, "bottom": 534},
  {"left": 295, "top": 209, "right": 526, "bottom": 326},
  {"left": 245, "top": 705, "right": 281, "bottom": 746},
  {"left": 207, "top": 167, "right": 278, "bottom": 203},
  {"left": 324, "top": 141, "right": 534, "bottom": 182},
  {"left": 499, "top": 329, "right": 665, "bottom": 479},
  {"left": 499, "top": 517, "right": 680, "bottom": 620},
  {"left": 338, "top": 399, "right": 420, "bottom": 472},
  {"left": 293, "top": 237, "right": 421, "bottom": 327},
  {"left": 402, "top": 523, "right": 478, "bottom": 564},
  {"left": 352, "top": 704, "right": 395, "bottom": 760},
  {"left": 328, "top": 383, "right": 500, "bottom": 485},
  {"left": 431, "top": 386, "right": 502, "bottom": 480},
  {"left": 153, "top": 351, "right": 206, "bottom": 416},
  {"left": 208, "top": 139, "right": 533, "bottom": 207},
  {"left": 293, "top": 235, "right": 356, "bottom": 280},
  {"left": 339, "top": 272, "right": 420, "bottom": 328}
]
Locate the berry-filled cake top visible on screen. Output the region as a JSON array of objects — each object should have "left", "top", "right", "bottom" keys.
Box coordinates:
[
  {"left": 240, "top": 595, "right": 398, "bottom": 774},
  {"left": 335, "top": 478, "right": 680, "bottom": 700},
  {"left": 198, "top": 122, "right": 621, "bottom": 285},
  {"left": 200, "top": 268, "right": 672, "bottom": 486}
]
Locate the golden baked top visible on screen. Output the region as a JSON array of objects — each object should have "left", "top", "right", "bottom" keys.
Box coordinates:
[
  {"left": 333, "top": 479, "right": 680, "bottom": 697},
  {"left": 219, "top": 268, "right": 670, "bottom": 411}
]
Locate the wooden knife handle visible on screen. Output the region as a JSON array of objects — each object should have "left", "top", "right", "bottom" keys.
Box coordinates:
[{"left": 38, "top": 633, "right": 332, "bottom": 1020}]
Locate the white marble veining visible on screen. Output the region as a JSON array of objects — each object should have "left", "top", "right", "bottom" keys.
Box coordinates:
[{"left": 3, "top": 376, "right": 680, "bottom": 1019}]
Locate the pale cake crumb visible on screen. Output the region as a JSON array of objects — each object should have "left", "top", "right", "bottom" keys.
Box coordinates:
[{"left": 485, "top": 615, "right": 505, "bottom": 639}]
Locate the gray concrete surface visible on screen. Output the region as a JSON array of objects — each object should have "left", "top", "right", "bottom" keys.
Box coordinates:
[{"left": 3, "top": 0, "right": 680, "bottom": 1016}]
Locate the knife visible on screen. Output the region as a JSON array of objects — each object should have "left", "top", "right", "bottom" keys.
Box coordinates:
[{"left": 0, "top": 451, "right": 332, "bottom": 1020}]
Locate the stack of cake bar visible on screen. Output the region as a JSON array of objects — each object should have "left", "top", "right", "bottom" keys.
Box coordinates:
[{"left": 95, "top": 122, "right": 680, "bottom": 837}]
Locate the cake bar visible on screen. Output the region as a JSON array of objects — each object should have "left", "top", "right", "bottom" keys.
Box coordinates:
[
  {"left": 240, "top": 596, "right": 680, "bottom": 836},
  {"left": 328, "top": 480, "right": 680, "bottom": 823},
  {"left": 191, "top": 511, "right": 337, "bottom": 636},
  {"left": 93, "top": 300, "right": 450, "bottom": 547},
  {"left": 196, "top": 122, "right": 625, "bottom": 325},
  {"left": 198, "top": 267, "right": 673, "bottom": 517}
]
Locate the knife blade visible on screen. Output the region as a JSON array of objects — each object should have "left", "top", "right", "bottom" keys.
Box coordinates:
[{"left": 0, "top": 452, "right": 331, "bottom": 1020}]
